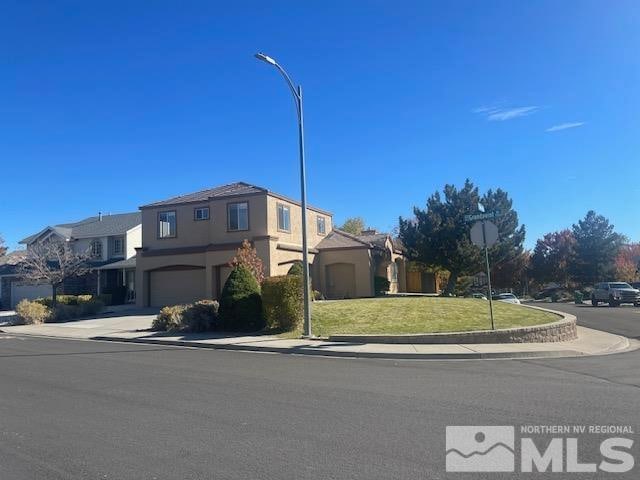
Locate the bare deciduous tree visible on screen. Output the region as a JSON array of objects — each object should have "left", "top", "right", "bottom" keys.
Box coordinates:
[
  {"left": 19, "top": 241, "right": 91, "bottom": 307},
  {"left": 0, "top": 235, "right": 7, "bottom": 257}
]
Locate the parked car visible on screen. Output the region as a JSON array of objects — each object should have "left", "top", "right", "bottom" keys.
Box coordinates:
[
  {"left": 471, "top": 293, "right": 487, "bottom": 300},
  {"left": 494, "top": 293, "right": 521, "bottom": 304},
  {"left": 631, "top": 282, "right": 640, "bottom": 290},
  {"left": 591, "top": 282, "right": 640, "bottom": 307}
]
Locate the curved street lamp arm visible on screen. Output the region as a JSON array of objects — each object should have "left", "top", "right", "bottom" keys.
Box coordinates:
[{"left": 273, "top": 62, "right": 302, "bottom": 119}]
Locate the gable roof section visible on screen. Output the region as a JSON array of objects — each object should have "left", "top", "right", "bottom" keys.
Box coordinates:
[
  {"left": 71, "top": 212, "right": 141, "bottom": 238},
  {"left": 316, "top": 229, "right": 375, "bottom": 250},
  {"left": 19, "top": 212, "right": 141, "bottom": 244}
]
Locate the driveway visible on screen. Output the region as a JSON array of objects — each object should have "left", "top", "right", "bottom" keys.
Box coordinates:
[
  {"left": 2, "top": 308, "right": 157, "bottom": 339},
  {"left": 525, "top": 301, "right": 640, "bottom": 339}
]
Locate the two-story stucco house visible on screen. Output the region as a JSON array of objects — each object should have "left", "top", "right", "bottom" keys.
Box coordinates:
[
  {"left": 1, "top": 212, "right": 142, "bottom": 308},
  {"left": 136, "top": 182, "right": 408, "bottom": 307}
]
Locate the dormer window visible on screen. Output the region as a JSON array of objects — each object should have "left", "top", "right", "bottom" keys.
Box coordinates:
[{"left": 90, "top": 240, "right": 103, "bottom": 258}]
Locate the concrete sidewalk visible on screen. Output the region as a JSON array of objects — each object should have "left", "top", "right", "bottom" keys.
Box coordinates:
[{"left": 1, "top": 311, "right": 636, "bottom": 360}]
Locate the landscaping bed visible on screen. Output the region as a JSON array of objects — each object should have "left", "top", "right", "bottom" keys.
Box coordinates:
[{"left": 308, "top": 296, "right": 560, "bottom": 337}]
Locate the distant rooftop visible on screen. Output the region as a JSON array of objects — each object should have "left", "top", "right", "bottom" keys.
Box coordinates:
[{"left": 20, "top": 212, "right": 141, "bottom": 244}]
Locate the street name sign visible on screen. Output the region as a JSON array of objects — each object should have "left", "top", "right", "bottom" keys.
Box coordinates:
[{"left": 464, "top": 210, "right": 501, "bottom": 222}]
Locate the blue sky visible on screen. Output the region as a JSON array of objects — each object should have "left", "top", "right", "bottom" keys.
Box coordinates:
[{"left": 1, "top": 0, "right": 639, "bottom": 250}]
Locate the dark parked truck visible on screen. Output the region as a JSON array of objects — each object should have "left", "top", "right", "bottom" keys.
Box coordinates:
[{"left": 591, "top": 282, "right": 640, "bottom": 307}]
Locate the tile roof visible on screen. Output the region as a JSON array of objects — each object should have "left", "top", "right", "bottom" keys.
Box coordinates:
[
  {"left": 141, "top": 182, "right": 267, "bottom": 208},
  {"left": 139, "top": 181, "right": 333, "bottom": 215},
  {"left": 316, "top": 229, "right": 373, "bottom": 250},
  {"left": 19, "top": 212, "right": 141, "bottom": 244}
]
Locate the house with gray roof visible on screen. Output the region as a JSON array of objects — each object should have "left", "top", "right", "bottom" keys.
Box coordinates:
[
  {"left": 0, "top": 212, "right": 141, "bottom": 309},
  {"left": 135, "top": 181, "right": 409, "bottom": 307}
]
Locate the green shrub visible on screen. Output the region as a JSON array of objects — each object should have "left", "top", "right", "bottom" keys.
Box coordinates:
[
  {"left": 374, "top": 276, "right": 390, "bottom": 295},
  {"left": 152, "top": 305, "right": 188, "bottom": 332},
  {"left": 262, "top": 275, "right": 303, "bottom": 332},
  {"left": 181, "top": 300, "right": 219, "bottom": 332},
  {"left": 36, "top": 294, "right": 96, "bottom": 308},
  {"left": 287, "top": 262, "right": 303, "bottom": 276},
  {"left": 15, "top": 299, "right": 51, "bottom": 324},
  {"left": 219, "top": 266, "right": 263, "bottom": 332}
]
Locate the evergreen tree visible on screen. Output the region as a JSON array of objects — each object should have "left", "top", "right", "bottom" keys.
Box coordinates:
[
  {"left": 570, "top": 211, "right": 624, "bottom": 284},
  {"left": 399, "top": 179, "right": 525, "bottom": 294}
]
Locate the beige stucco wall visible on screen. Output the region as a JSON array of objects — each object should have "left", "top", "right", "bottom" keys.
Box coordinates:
[
  {"left": 313, "top": 248, "right": 374, "bottom": 298},
  {"left": 140, "top": 194, "right": 269, "bottom": 251},
  {"left": 265, "top": 195, "right": 331, "bottom": 250},
  {"left": 135, "top": 238, "right": 273, "bottom": 307}
]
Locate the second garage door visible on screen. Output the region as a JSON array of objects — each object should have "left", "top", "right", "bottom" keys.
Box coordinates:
[{"left": 149, "top": 268, "right": 207, "bottom": 307}]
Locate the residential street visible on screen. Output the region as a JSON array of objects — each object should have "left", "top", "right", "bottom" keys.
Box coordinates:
[
  {"left": 1, "top": 316, "right": 639, "bottom": 479},
  {"left": 527, "top": 301, "right": 640, "bottom": 338}
]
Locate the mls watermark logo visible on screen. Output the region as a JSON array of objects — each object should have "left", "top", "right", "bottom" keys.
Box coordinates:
[
  {"left": 446, "top": 426, "right": 515, "bottom": 472},
  {"left": 446, "top": 425, "right": 635, "bottom": 473}
]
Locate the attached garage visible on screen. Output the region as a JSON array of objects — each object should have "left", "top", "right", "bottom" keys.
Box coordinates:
[
  {"left": 325, "top": 263, "right": 357, "bottom": 299},
  {"left": 11, "top": 282, "right": 53, "bottom": 308},
  {"left": 149, "top": 267, "right": 206, "bottom": 307}
]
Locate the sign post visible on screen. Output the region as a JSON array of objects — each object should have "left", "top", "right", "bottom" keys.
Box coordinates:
[{"left": 469, "top": 215, "right": 500, "bottom": 330}]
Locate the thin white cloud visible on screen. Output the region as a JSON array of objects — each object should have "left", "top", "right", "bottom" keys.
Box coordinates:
[
  {"left": 546, "top": 122, "right": 585, "bottom": 132},
  {"left": 474, "top": 105, "right": 541, "bottom": 121}
]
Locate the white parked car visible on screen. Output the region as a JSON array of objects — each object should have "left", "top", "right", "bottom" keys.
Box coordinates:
[{"left": 494, "top": 293, "right": 521, "bottom": 304}]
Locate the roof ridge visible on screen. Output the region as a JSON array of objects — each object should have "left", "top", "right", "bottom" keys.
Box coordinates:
[{"left": 331, "top": 228, "right": 373, "bottom": 246}]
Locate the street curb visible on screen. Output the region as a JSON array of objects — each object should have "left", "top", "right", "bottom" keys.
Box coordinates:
[{"left": 90, "top": 335, "right": 587, "bottom": 360}]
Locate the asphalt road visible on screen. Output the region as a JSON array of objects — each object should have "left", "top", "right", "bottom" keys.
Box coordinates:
[
  {"left": 526, "top": 301, "right": 640, "bottom": 339},
  {"left": 1, "top": 332, "right": 639, "bottom": 480}
]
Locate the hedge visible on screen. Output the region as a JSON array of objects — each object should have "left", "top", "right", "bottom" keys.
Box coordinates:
[{"left": 262, "top": 275, "right": 303, "bottom": 332}]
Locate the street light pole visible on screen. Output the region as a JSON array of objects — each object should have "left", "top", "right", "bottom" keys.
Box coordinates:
[{"left": 255, "top": 53, "right": 312, "bottom": 337}]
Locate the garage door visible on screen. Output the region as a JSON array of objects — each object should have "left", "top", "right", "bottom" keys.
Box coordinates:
[
  {"left": 325, "top": 263, "right": 356, "bottom": 299},
  {"left": 149, "top": 268, "right": 206, "bottom": 307},
  {"left": 11, "top": 282, "right": 53, "bottom": 308}
]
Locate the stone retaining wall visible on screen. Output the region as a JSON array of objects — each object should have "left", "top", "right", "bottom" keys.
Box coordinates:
[{"left": 328, "top": 307, "right": 577, "bottom": 344}]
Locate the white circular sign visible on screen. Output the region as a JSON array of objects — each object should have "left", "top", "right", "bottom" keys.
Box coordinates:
[{"left": 470, "top": 220, "right": 499, "bottom": 248}]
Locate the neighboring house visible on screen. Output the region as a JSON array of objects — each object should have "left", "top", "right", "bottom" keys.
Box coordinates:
[
  {"left": 136, "top": 181, "right": 409, "bottom": 307},
  {"left": 0, "top": 212, "right": 142, "bottom": 309}
]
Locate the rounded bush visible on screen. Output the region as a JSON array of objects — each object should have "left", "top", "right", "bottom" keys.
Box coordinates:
[
  {"left": 287, "top": 262, "right": 303, "bottom": 276},
  {"left": 181, "top": 300, "right": 220, "bottom": 332},
  {"left": 153, "top": 305, "right": 188, "bottom": 332},
  {"left": 15, "top": 299, "right": 51, "bottom": 324},
  {"left": 262, "top": 275, "right": 303, "bottom": 332},
  {"left": 219, "top": 266, "right": 263, "bottom": 332}
]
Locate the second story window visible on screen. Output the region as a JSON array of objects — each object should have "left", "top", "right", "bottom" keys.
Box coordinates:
[
  {"left": 112, "top": 237, "right": 124, "bottom": 256},
  {"left": 317, "top": 216, "right": 326, "bottom": 235},
  {"left": 194, "top": 207, "right": 209, "bottom": 221},
  {"left": 277, "top": 204, "right": 291, "bottom": 232},
  {"left": 90, "top": 240, "right": 103, "bottom": 258},
  {"left": 227, "top": 202, "right": 248, "bottom": 231},
  {"left": 158, "top": 211, "right": 177, "bottom": 238}
]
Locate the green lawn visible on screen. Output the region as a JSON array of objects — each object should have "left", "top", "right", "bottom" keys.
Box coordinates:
[{"left": 303, "top": 296, "right": 559, "bottom": 337}]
